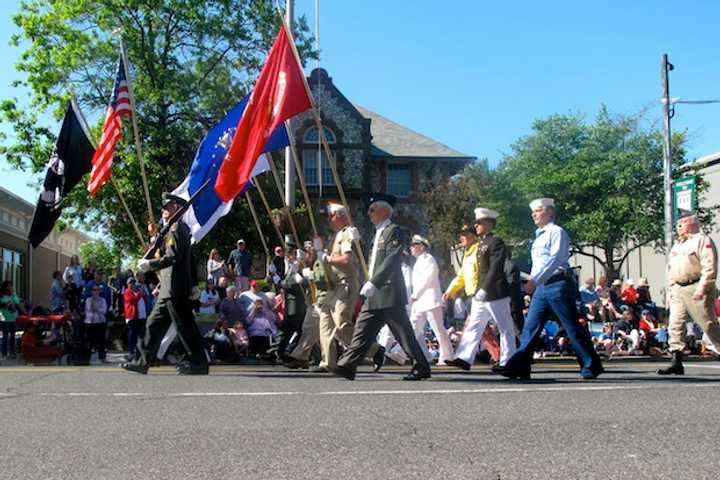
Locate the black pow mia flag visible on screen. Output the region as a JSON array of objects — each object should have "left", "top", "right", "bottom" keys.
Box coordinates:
[{"left": 28, "top": 100, "right": 95, "bottom": 248}]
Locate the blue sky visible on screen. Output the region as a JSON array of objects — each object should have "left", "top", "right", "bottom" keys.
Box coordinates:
[{"left": 2, "top": 0, "right": 720, "bottom": 203}]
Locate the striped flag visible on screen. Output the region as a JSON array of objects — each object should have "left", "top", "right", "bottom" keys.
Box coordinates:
[{"left": 87, "top": 57, "right": 132, "bottom": 196}]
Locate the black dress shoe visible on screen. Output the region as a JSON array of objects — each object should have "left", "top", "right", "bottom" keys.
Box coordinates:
[
  {"left": 490, "top": 363, "right": 505, "bottom": 373},
  {"left": 329, "top": 365, "right": 356, "bottom": 380},
  {"left": 497, "top": 366, "right": 531, "bottom": 380},
  {"left": 283, "top": 358, "right": 309, "bottom": 370},
  {"left": 176, "top": 363, "right": 209, "bottom": 375},
  {"left": 445, "top": 358, "right": 471, "bottom": 371},
  {"left": 581, "top": 366, "right": 605, "bottom": 380},
  {"left": 402, "top": 370, "right": 431, "bottom": 381},
  {"left": 373, "top": 347, "right": 386, "bottom": 372},
  {"left": 120, "top": 362, "right": 148, "bottom": 375}
]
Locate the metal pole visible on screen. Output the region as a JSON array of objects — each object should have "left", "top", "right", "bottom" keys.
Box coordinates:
[
  {"left": 661, "top": 54, "right": 673, "bottom": 253},
  {"left": 245, "top": 191, "right": 271, "bottom": 260},
  {"left": 284, "top": 0, "right": 296, "bottom": 209}
]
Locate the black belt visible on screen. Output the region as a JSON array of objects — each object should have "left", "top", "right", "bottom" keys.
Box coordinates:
[
  {"left": 675, "top": 279, "right": 699, "bottom": 287},
  {"left": 545, "top": 272, "right": 569, "bottom": 285}
]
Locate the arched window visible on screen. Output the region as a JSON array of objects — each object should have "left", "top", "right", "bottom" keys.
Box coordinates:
[{"left": 303, "top": 126, "right": 336, "bottom": 186}]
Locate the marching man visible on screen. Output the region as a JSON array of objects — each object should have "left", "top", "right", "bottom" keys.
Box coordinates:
[
  {"left": 445, "top": 208, "right": 516, "bottom": 371},
  {"left": 658, "top": 210, "right": 720, "bottom": 375},
  {"left": 408, "top": 234, "right": 455, "bottom": 365}
]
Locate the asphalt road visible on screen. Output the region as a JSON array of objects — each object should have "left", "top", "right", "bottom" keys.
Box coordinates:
[{"left": 2, "top": 360, "right": 720, "bottom": 480}]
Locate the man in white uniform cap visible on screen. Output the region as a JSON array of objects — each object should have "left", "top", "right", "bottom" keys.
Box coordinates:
[
  {"left": 446, "top": 208, "right": 516, "bottom": 370},
  {"left": 498, "top": 198, "right": 603, "bottom": 380},
  {"left": 408, "top": 234, "right": 455, "bottom": 364}
]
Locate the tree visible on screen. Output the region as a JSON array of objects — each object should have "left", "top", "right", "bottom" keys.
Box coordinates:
[
  {"left": 497, "top": 106, "right": 714, "bottom": 278},
  {"left": 1, "top": 0, "right": 315, "bottom": 260},
  {"left": 79, "top": 239, "right": 124, "bottom": 271}
]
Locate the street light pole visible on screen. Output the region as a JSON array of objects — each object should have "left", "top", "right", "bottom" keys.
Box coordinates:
[{"left": 661, "top": 53, "right": 674, "bottom": 251}]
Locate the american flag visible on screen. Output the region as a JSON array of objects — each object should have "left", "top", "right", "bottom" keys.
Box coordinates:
[{"left": 87, "top": 57, "right": 132, "bottom": 196}]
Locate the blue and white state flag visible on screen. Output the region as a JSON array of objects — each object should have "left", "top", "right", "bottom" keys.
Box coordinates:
[{"left": 174, "top": 94, "right": 290, "bottom": 243}]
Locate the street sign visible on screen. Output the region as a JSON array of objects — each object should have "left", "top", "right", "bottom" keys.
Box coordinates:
[{"left": 672, "top": 175, "right": 696, "bottom": 220}]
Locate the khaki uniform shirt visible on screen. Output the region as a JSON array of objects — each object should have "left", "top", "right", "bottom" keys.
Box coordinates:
[
  {"left": 325, "top": 226, "right": 360, "bottom": 288},
  {"left": 668, "top": 232, "right": 717, "bottom": 292}
]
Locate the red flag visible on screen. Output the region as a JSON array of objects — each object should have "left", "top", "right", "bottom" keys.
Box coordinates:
[{"left": 215, "top": 24, "right": 312, "bottom": 202}]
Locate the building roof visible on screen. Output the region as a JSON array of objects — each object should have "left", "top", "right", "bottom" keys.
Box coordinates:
[
  {"left": 683, "top": 151, "right": 720, "bottom": 171},
  {"left": 354, "top": 105, "right": 475, "bottom": 161},
  {"left": 0, "top": 185, "right": 35, "bottom": 215}
]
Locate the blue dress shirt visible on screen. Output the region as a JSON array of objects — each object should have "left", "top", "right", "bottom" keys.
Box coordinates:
[{"left": 530, "top": 222, "right": 571, "bottom": 285}]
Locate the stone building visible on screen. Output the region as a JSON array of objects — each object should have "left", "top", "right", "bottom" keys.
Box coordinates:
[
  {"left": 0, "top": 185, "right": 91, "bottom": 305},
  {"left": 290, "top": 68, "right": 475, "bottom": 236}
]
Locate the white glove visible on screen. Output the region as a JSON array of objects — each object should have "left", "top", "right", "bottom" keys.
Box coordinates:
[
  {"left": 474, "top": 288, "right": 487, "bottom": 302},
  {"left": 347, "top": 226, "right": 361, "bottom": 241},
  {"left": 272, "top": 274, "right": 281, "bottom": 284},
  {"left": 360, "top": 281, "right": 377, "bottom": 298},
  {"left": 302, "top": 268, "right": 313, "bottom": 279},
  {"left": 268, "top": 263, "right": 277, "bottom": 274},
  {"left": 138, "top": 259, "right": 151, "bottom": 272},
  {"left": 313, "top": 237, "right": 324, "bottom": 252},
  {"left": 293, "top": 273, "right": 303, "bottom": 284}
]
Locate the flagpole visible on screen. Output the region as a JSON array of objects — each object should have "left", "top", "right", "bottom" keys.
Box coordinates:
[
  {"left": 119, "top": 36, "right": 155, "bottom": 226},
  {"left": 285, "top": 121, "right": 318, "bottom": 237},
  {"left": 70, "top": 94, "right": 147, "bottom": 248},
  {"left": 279, "top": 19, "right": 368, "bottom": 276},
  {"left": 244, "top": 191, "right": 271, "bottom": 260},
  {"left": 267, "top": 151, "right": 302, "bottom": 248},
  {"left": 110, "top": 176, "right": 147, "bottom": 248},
  {"left": 252, "top": 176, "right": 286, "bottom": 250}
]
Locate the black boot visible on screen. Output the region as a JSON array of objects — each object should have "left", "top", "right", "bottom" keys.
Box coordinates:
[{"left": 657, "top": 351, "right": 684, "bottom": 375}]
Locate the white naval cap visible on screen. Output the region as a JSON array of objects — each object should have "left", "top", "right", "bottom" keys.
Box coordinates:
[
  {"left": 529, "top": 197, "right": 555, "bottom": 210},
  {"left": 410, "top": 234, "right": 431, "bottom": 248},
  {"left": 326, "top": 202, "right": 347, "bottom": 215},
  {"left": 474, "top": 207, "right": 499, "bottom": 221}
]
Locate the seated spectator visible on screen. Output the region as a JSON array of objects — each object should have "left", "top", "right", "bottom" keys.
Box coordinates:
[
  {"left": 229, "top": 321, "right": 249, "bottom": 357},
  {"left": 239, "top": 280, "right": 272, "bottom": 314},
  {"left": 218, "top": 286, "right": 245, "bottom": 327},
  {"left": 636, "top": 277, "right": 652, "bottom": 304},
  {"left": 204, "top": 319, "right": 234, "bottom": 361},
  {"left": 579, "top": 277, "right": 602, "bottom": 321},
  {"left": 638, "top": 309, "right": 657, "bottom": 335},
  {"left": 621, "top": 278, "right": 639, "bottom": 306},
  {"left": 245, "top": 298, "right": 278, "bottom": 357},
  {"left": 607, "top": 279, "right": 624, "bottom": 319},
  {"left": 613, "top": 310, "right": 633, "bottom": 340}
]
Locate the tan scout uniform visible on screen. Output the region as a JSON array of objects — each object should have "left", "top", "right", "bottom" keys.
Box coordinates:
[
  {"left": 667, "top": 232, "right": 720, "bottom": 353},
  {"left": 318, "top": 226, "right": 379, "bottom": 369}
]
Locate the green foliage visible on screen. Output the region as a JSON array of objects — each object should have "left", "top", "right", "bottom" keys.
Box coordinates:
[
  {"left": 425, "top": 106, "right": 714, "bottom": 278},
  {"left": 79, "top": 239, "right": 123, "bottom": 271},
  {"left": 424, "top": 160, "right": 492, "bottom": 257},
  {"left": 2, "top": 0, "right": 316, "bottom": 259}
]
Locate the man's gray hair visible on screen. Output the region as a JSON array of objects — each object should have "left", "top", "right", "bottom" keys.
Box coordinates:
[{"left": 374, "top": 200, "right": 394, "bottom": 216}]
